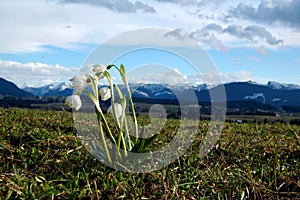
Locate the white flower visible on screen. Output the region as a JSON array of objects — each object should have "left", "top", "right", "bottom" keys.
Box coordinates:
[
  {"left": 92, "top": 64, "right": 107, "bottom": 79},
  {"left": 108, "top": 103, "right": 123, "bottom": 123},
  {"left": 99, "top": 87, "right": 111, "bottom": 101},
  {"left": 66, "top": 95, "right": 82, "bottom": 111},
  {"left": 92, "top": 64, "right": 106, "bottom": 72},
  {"left": 86, "top": 74, "right": 98, "bottom": 87},
  {"left": 72, "top": 75, "right": 87, "bottom": 95}
]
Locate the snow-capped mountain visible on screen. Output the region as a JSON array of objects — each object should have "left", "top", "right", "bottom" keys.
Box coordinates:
[
  {"left": 267, "top": 81, "right": 300, "bottom": 90},
  {"left": 131, "top": 83, "right": 177, "bottom": 99},
  {"left": 221, "top": 82, "right": 300, "bottom": 106},
  {"left": 0, "top": 78, "right": 33, "bottom": 98},
  {"left": 23, "top": 82, "right": 73, "bottom": 97},
  {"left": 18, "top": 80, "right": 300, "bottom": 107}
]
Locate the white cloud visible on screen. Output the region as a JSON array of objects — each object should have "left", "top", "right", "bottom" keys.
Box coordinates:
[
  {"left": 1, "top": 0, "right": 299, "bottom": 55},
  {"left": 155, "top": 0, "right": 197, "bottom": 6},
  {"left": 54, "top": 0, "right": 156, "bottom": 13},
  {"left": 166, "top": 28, "right": 230, "bottom": 52},
  {"left": 0, "top": 60, "right": 78, "bottom": 88},
  {"left": 232, "top": 0, "right": 300, "bottom": 28},
  {"left": 164, "top": 22, "right": 283, "bottom": 53},
  {"left": 154, "top": 0, "right": 226, "bottom": 6},
  {"left": 126, "top": 65, "right": 253, "bottom": 85},
  {"left": 0, "top": 0, "right": 207, "bottom": 53},
  {"left": 204, "top": 35, "right": 230, "bottom": 53},
  {"left": 127, "top": 65, "right": 188, "bottom": 85},
  {"left": 208, "top": 71, "right": 252, "bottom": 84},
  {"left": 223, "top": 25, "right": 283, "bottom": 45},
  {"left": 188, "top": 71, "right": 252, "bottom": 85}
]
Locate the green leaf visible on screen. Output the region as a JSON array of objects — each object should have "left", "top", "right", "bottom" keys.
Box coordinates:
[
  {"left": 143, "top": 133, "right": 159, "bottom": 151},
  {"left": 130, "top": 132, "right": 143, "bottom": 153},
  {"left": 130, "top": 128, "right": 158, "bottom": 153}
]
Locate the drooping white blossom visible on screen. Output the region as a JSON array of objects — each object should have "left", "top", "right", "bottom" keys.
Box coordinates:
[
  {"left": 108, "top": 103, "right": 123, "bottom": 123},
  {"left": 71, "top": 75, "right": 87, "bottom": 95},
  {"left": 99, "top": 87, "right": 111, "bottom": 101},
  {"left": 92, "top": 64, "right": 107, "bottom": 79},
  {"left": 66, "top": 95, "right": 82, "bottom": 111}
]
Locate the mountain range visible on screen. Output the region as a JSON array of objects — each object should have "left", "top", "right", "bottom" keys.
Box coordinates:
[
  {"left": 0, "top": 78, "right": 33, "bottom": 98},
  {"left": 23, "top": 82, "right": 73, "bottom": 97},
  {"left": 1, "top": 77, "right": 300, "bottom": 108}
]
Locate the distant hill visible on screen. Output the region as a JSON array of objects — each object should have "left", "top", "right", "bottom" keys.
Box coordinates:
[
  {"left": 23, "top": 82, "right": 73, "bottom": 97},
  {"left": 20, "top": 80, "right": 300, "bottom": 107},
  {"left": 211, "top": 81, "right": 300, "bottom": 107},
  {"left": 1, "top": 78, "right": 300, "bottom": 114},
  {"left": 0, "top": 78, "right": 34, "bottom": 98},
  {"left": 130, "top": 82, "right": 300, "bottom": 107},
  {"left": 267, "top": 81, "right": 300, "bottom": 90}
]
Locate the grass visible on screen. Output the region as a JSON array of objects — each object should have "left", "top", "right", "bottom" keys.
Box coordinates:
[{"left": 0, "top": 108, "right": 299, "bottom": 199}]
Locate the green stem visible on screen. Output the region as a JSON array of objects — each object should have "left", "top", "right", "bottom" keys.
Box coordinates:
[
  {"left": 95, "top": 104, "right": 116, "bottom": 145},
  {"left": 123, "top": 78, "right": 139, "bottom": 142},
  {"left": 95, "top": 106, "right": 111, "bottom": 163},
  {"left": 107, "top": 64, "right": 137, "bottom": 149},
  {"left": 123, "top": 114, "right": 132, "bottom": 150},
  {"left": 84, "top": 77, "right": 116, "bottom": 144},
  {"left": 104, "top": 71, "right": 124, "bottom": 159},
  {"left": 114, "top": 84, "right": 128, "bottom": 156},
  {"left": 104, "top": 72, "right": 120, "bottom": 128},
  {"left": 112, "top": 64, "right": 139, "bottom": 143}
]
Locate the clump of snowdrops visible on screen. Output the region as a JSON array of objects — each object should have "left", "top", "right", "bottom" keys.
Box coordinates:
[{"left": 66, "top": 64, "right": 157, "bottom": 164}]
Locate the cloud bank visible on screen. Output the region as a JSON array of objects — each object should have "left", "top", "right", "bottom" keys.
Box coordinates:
[
  {"left": 165, "top": 22, "right": 283, "bottom": 52},
  {"left": 224, "top": 25, "right": 283, "bottom": 45},
  {"left": 189, "top": 71, "right": 253, "bottom": 85},
  {"left": 1, "top": 0, "right": 298, "bottom": 54},
  {"left": 232, "top": 0, "right": 300, "bottom": 28},
  {"left": 55, "top": 0, "right": 156, "bottom": 13},
  {"left": 0, "top": 60, "right": 78, "bottom": 88},
  {"left": 154, "top": 0, "right": 225, "bottom": 6}
]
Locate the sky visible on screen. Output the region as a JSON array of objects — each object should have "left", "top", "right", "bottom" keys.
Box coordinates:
[{"left": 0, "top": 0, "right": 299, "bottom": 88}]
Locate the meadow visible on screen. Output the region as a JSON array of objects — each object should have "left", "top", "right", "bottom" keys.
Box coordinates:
[{"left": 0, "top": 108, "right": 299, "bottom": 199}]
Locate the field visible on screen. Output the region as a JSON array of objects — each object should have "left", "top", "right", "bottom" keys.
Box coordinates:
[{"left": 0, "top": 108, "right": 299, "bottom": 199}]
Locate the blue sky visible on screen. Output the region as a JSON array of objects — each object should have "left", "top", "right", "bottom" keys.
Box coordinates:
[{"left": 0, "top": 0, "right": 299, "bottom": 87}]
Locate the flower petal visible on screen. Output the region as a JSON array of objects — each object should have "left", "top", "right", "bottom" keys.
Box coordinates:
[
  {"left": 73, "top": 75, "right": 87, "bottom": 95},
  {"left": 66, "top": 95, "right": 82, "bottom": 111},
  {"left": 99, "top": 87, "right": 111, "bottom": 101},
  {"left": 108, "top": 103, "right": 123, "bottom": 123},
  {"left": 92, "top": 64, "right": 106, "bottom": 73},
  {"left": 92, "top": 64, "right": 107, "bottom": 79}
]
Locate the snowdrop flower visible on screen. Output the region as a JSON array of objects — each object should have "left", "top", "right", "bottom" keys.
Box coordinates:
[
  {"left": 71, "top": 75, "right": 87, "bottom": 95},
  {"left": 92, "top": 64, "right": 107, "bottom": 79},
  {"left": 66, "top": 95, "right": 82, "bottom": 111},
  {"left": 108, "top": 103, "right": 123, "bottom": 122},
  {"left": 99, "top": 87, "right": 111, "bottom": 101},
  {"left": 92, "top": 64, "right": 106, "bottom": 72},
  {"left": 86, "top": 74, "right": 98, "bottom": 87}
]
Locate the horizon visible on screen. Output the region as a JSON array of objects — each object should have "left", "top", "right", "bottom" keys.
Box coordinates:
[
  {"left": 1, "top": 0, "right": 300, "bottom": 87},
  {"left": 2, "top": 75, "right": 300, "bottom": 90}
]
